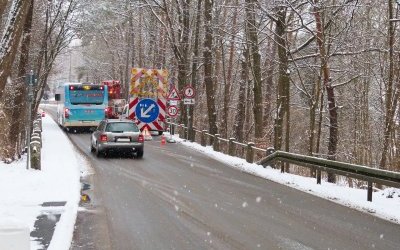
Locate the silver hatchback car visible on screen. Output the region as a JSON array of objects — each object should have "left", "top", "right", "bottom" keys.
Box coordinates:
[{"left": 91, "top": 119, "right": 144, "bottom": 158}]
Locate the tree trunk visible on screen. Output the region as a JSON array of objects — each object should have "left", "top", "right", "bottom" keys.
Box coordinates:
[
  {"left": 203, "top": 0, "right": 218, "bottom": 138},
  {"left": 273, "top": 7, "right": 289, "bottom": 152},
  {"left": 176, "top": 0, "right": 190, "bottom": 138},
  {"left": 223, "top": 0, "right": 238, "bottom": 139},
  {"left": 4, "top": 0, "right": 34, "bottom": 159},
  {"left": 313, "top": 0, "right": 337, "bottom": 183},
  {"left": 138, "top": 10, "right": 144, "bottom": 67},
  {"left": 0, "top": 0, "right": 31, "bottom": 99},
  {"left": 380, "top": 0, "right": 396, "bottom": 171},
  {"left": 189, "top": 0, "right": 202, "bottom": 141},
  {"left": 263, "top": 21, "right": 276, "bottom": 136},
  {"left": 245, "top": 0, "right": 263, "bottom": 139},
  {"left": 0, "top": 0, "right": 8, "bottom": 18},
  {"left": 234, "top": 45, "right": 249, "bottom": 143},
  {"left": 308, "top": 68, "right": 322, "bottom": 176}
]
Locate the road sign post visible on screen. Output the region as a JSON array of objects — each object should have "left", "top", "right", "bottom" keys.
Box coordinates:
[{"left": 183, "top": 85, "right": 196, "bottom": 141}]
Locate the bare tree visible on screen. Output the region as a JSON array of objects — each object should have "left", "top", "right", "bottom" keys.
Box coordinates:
[
  {"left": 203, "top": 0, "right": 218, "bottom": 137},
  {"left": 245, "top": 0, "right": 263, "bottom": 139},
  {"left": 0, "top": 0, "right": 31, "bottom": 99},
  {"left": 313, "top": 0, "right": 338, "bottom": 183},
  {"left": 380, "top": 0, "right": 399, "bottom": 171},
  {"left": 33, "top": 0, "right": 77, "bottom": 113},
  {"left": 0, "top": 0, "right": 9, "bottom": 18},
  {"left": 1, "top": 0, "right": 35, "bottom": 160}
]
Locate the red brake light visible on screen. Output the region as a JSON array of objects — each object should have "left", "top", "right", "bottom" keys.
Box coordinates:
[
  {"left": 138, "top": 134, "right": 144, "bottom": 143},
  {"left": 70, "top": 86, "right": 74, "bottom": 90},
  {"left": 64, "top": 108, "right": 70, "bottom": 119},
  {"left": 100, "top": 86, "right": 104, "bottom": 90},
  {"left": 100, "top": 134, "right": 108, "bottom": 142}
]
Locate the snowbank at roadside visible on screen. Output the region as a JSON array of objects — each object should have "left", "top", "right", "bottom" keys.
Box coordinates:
[{"left": 0, "top": 115, "right": 88, "bottom": 250}]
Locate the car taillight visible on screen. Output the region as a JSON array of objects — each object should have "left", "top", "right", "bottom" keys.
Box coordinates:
[
  {"left": 64, "top": 108, "right": 70, "bottom": 119},
  {"left": 100, "top": 134, "right": 108, "bottom": 142},
  {"left": 138, "top": 134, "right": 144, "bottom": 143}
]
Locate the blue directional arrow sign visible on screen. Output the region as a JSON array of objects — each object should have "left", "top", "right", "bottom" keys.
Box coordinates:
[{"left": 135, "top": 98, "right": 160, "bottom": 123}]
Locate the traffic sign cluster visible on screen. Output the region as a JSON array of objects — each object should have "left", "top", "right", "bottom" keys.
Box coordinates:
[{"left": 166, "top": 85, "right": 196, "bottom": 117}]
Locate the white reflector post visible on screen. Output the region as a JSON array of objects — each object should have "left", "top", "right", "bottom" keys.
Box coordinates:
[{"left": 0, "top": 219, "right": 30, "bottom": 250}]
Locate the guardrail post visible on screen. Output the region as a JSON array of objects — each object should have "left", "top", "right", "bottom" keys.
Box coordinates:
[
  {"left": 33, "top": 120, "right": 41, "bottom": 132},
  {"left": 316, "top": 169, "right": 321, "bottom": 184},
  {"left": 228, "top": 138, "right": 235, "bottom": 156},
  {"left": 213, "top": 134, "right": 220, "bottom": 152},
  {"left": 265, "top": 147, "right": 275, "bottom": 168},
  {"left": 168, "top": 121, "right": 175, "bottom": 135},
  {"left": 179, "top": 123, "right": 185, "bottom": 138},
  {"left": 246, "top": 142, "right": 255, "bottom": 163},
  {"left": 201, "top": 130, "right": 207, "bottom": 147},
  {"left": 30, "top": 141, "right": 41, "bottom": 170},
  {"left": 367, "top": 181, "right": 373, "bottom": 202},
  {"left": 189, "top": 127, "right": 195, "bottom": 142}
]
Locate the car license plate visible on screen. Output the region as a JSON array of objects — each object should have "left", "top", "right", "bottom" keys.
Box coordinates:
[{"left": 117, "top": 138, "right": 130, "bottom": 142}]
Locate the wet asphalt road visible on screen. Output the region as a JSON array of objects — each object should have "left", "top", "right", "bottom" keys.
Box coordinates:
[{"left": 43, "top": 106, "right": 400, "bottom": 250}]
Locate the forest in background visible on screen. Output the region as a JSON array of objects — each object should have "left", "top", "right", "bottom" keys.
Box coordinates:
[{"left": 0, "top": 0, "right": 399, "bottom": 180}]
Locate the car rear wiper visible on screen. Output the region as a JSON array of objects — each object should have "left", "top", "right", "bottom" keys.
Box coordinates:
[{"left": 112, "top": 131, "right": 124, "bottom": 133}]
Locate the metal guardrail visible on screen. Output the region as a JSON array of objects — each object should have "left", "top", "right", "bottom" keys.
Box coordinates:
[
  {"left": 167, "top": 121, "right": 266, "bottom": 162},
  {"left": 257, "top": 150, "right": 400, "bottom": 201},
  {"left": 166, "top": 121, "right": 400, "bottom": 201}
]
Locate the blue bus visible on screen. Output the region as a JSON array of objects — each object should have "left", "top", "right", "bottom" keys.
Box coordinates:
[{"left": 55, "top": 83, "right": 108, "bottom": 131}]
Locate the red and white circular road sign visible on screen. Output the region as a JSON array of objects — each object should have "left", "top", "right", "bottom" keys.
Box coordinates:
[
  {"left": 167, "top": 105, "right": 179, "bottom": 117},
  {"left": 183, "top": 85, "right": 195, "bottom": 98}
]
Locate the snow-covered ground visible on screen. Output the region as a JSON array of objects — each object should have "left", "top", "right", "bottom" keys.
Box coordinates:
[
  {"left": 0, "top": 115, "right": 89, "bottom": 250},
  {"left": 0, "top": 116, "right": 399, "bottom": 250},
  {"left": 172, "top": 135, "right": 400, "bottom": 224}
]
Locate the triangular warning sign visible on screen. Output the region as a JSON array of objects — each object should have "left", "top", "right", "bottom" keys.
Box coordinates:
[{"left": 167, "top": 85, "right": 181, "bottom": 100}]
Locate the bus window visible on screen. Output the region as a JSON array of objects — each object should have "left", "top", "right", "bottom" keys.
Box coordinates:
[{"left": 69, "top": 85, "right": 105, "bottom": 105}]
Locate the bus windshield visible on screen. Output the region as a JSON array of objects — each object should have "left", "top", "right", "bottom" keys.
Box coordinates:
[{"left": 69, "top": 86, "right": 105, "bottom": 105}]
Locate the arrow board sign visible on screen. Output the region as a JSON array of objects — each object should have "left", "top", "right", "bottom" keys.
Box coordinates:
[
  {"left": 167, "top": 86, "right": 181, "bottom": 100},
  {"left": 135, "top": 98, "right": 160, "bottom": 123}
]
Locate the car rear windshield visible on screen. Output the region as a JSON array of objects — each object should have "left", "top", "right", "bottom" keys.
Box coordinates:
[{"left": 105, "top": 122, "right": 139, "bottom": 132}]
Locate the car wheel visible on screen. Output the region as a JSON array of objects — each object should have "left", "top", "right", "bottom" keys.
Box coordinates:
[
  {"left": 136, "top": 149, "right": 144, "bottom": 159},
  {"left": 95, "top": 143, "right": 103, "bottom": 157},
  {"left": 90, "top": 141, "right": 96, "bottom": 153}
]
